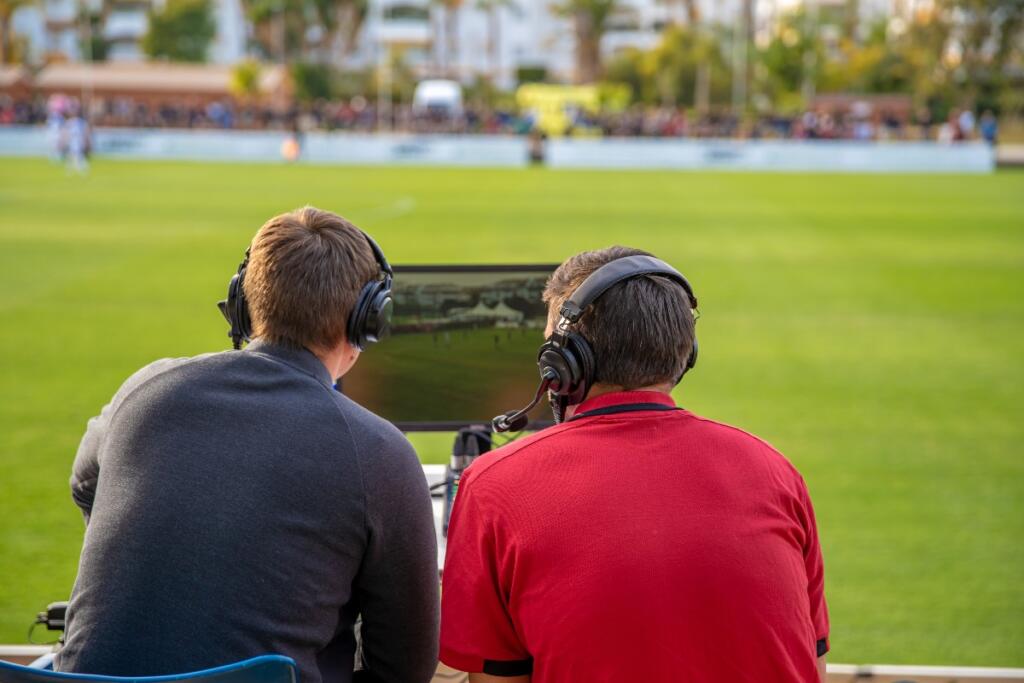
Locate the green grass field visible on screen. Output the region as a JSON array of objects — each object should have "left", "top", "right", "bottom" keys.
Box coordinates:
[{"left": 1, "top": 158, "right": 1022, "bottom": 666}]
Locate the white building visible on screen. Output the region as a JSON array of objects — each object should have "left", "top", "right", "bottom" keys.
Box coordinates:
[
  {"left": 348, "top": 0, "right": 893, "bottom": 85},
  {"left": 11, "top": 0, "right": 892, "bottom": 85},
  {"left": 11, "top": 0, "right": 244, "bottom": 65}
]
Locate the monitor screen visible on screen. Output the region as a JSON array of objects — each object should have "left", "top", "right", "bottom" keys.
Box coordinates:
[{"left": 340, "top": 265, "right": 557, "bottom": 431}]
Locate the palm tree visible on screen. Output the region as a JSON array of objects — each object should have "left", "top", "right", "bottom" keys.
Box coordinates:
[
  {"left": 554, "top": 0, "right": 618, "bottom": 83},
  {"left": 431, "top": 0, "right": 463, "bottom": 78},
  {"left": 475, "top": 0, "right": 516, "bottom": 82},
  {"left": 681, "top": 0, "right": 698, "bottom": 25},
  {"left": 313, "top": 0, "right": 366, "bottom": 62},
  {"left": 660, "top": 0, "right": 698, "bottom": 26},
  {"left": 0, "top": 0, "right": 32, "bottom": 64},
  {"left": 444, "top": 0, "right": 462, "bottom": 78},
  {"left": 734, "top": 0, "right": 755, "bottom": 110}
]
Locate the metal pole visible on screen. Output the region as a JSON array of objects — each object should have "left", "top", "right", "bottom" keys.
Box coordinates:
[
  {"left": 732, "top": 1, "right": 747, "bottom": 115},
  {"left": 801, "top": 0, "right": 817, "bottom": 105},
  {"left": 275, "top": 0, "right": 286, "bottom": 64},
  {"left": 375, "top": 0, "right": 391, "bottom": 131},
  {"left": 80, "top": 0, "right": 93, "bottom": 108}
]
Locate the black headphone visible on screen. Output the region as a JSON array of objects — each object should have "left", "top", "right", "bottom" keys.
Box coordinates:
[
  {"left": 540, "top": 254, "right": 698, "bottom": 406},
  {"left": 216, "top": 231, "right": 394, "bottom": 351},
  {"left": 493, "top": 254, "right": 698, "bottom": 432}
]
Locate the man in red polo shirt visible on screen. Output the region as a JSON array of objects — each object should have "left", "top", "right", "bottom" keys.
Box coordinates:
[{"left": 440, "top": 246, "right": 829, "bottom": 683}]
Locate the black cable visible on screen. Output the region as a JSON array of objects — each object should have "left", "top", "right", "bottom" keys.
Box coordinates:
[
  {"left": 27, "top": 621, "right": 59, "bottom": 646},
  {"left": 493, "top": 429, "right": 529, "bottom": 446}
]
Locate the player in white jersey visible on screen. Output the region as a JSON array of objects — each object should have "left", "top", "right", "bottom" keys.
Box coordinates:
[{"left": 66, "top": 115, "right": 90, "bottom": 174}]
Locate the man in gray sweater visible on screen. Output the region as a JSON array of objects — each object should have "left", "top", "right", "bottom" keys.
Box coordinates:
[{"left": 57, "top": 207, "right": 439, "bottom": 683}]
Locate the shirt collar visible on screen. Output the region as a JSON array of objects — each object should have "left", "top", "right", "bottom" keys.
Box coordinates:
[
  {"left": 244, "top": 338, "right": 335, "bottom": 388},
  {"left": 572, "top": 390, "right": 677, "bottom": 417}
]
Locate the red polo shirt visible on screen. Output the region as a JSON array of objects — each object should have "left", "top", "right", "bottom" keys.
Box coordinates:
[{"left": 440, "top": 390, "right": 828, "bottom": 683}]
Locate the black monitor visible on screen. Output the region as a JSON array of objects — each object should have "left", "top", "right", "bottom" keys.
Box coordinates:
[{"left": 340, "top": 265, "right": 557, "bottom": 431}]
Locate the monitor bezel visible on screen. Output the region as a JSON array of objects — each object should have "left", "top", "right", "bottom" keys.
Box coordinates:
[{"left": 353, "top": 263, "right": 558, "bottom": 433}]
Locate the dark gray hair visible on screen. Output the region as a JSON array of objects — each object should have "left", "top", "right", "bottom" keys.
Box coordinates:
[{"left": 543, "top": 246, "right": 696, "bottom": 388}]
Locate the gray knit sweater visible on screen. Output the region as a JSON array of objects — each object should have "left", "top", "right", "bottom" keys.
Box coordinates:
[{"left": 58, "top": 340, "right": 439, "bottom": 683}]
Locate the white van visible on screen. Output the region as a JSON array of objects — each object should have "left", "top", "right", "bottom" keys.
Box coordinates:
[{"left": 412, "top": 80, "right": 464, "bottom": 118}]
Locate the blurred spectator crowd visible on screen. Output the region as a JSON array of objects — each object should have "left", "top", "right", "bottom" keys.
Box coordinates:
[{"left": 0, "top": 94, "right": 999, "bottom": 144}]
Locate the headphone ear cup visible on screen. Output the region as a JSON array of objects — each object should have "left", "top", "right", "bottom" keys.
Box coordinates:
[
  {"left": 234, "top": 275, "right": 251, "bottom": 341},
  {"left": 224, "top": 267, "right": 252, "bottom": 344},
  {"left": 537, "top": 333, "right": 595, "bottom": 405},
  {"left": 563, "top": 333, "right": 595, "bottom": 405},
  {"left": 348, "top": 280, "right": 395, "bottom": 350},
  {"left": 347, "top": 281, "right": 377, "bottom": 350},
  {"left": 672, "top": 335, "right": 698, "bottom": 386},
  {"left": 364, "top": 288, "right": 394, "bottom": 345},
  {"left": 538, "top": 343, "right": 578, "bottom": 397}
]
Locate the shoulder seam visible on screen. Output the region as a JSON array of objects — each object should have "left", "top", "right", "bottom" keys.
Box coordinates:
[
  {"left": 105, "top": 356, "right": 192, "bottom": 428},
  {"left": 312, "top": 379, "right": 371, "bottom": 538},
  {"left": 468, "top": 420, "right": 590, "bottom": 482},
  {"left": 684, "top": 413, "right": 800, "bottom": 487},
  {"left": 683, "top": 413, "right": 786, "bottom": 457}
]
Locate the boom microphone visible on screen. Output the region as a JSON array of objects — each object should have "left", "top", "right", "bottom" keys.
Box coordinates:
[
  {"left": 492, "top": 369, "right": 558, "bottom": 433},
  {"left": 493, "top": 410, "right": 530, "bottom": 434}
]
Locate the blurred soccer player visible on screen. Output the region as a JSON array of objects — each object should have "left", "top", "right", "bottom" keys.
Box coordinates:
[
  {"left": 441, "top": 246, "right": 829, "bottom": 683},
  {"left": 59, "top": 207, "right": 439, "bottom": 683},
  {"left": 65, "top": 109, "right": 89, "bottom": 175}
]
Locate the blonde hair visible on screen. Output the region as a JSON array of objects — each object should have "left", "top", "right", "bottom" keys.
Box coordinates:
[{"left": 244, "top": 206, "right": 378, "bottom": 349}]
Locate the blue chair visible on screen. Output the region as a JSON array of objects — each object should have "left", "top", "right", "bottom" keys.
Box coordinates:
[{"left": 0, "top": 655, "right": 297, "bottom": 683}]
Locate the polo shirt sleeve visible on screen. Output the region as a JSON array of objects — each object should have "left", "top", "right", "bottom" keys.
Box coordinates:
[
  {"left": 797, "top": 476, "right": 830, "bottom": 656},
  {"left": 440, "top": 470, "right": 533, "bottom": 676}
]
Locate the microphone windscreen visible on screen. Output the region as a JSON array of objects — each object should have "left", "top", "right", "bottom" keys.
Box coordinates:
[{"left": 504, "top": 412, "right": 530, "bottom": 433}]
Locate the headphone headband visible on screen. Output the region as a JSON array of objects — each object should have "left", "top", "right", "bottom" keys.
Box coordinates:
[
  {"left": 218, "top": 228, "right": 392, "bottom": 351},
  {"left": 559, "top": 255, "right": 697, "bottom": 326},
  {"left": 535, "top": 253, "right": 699, "bottom": 422},
  {"left": 362, "top": 231, "right": 393, "bottom": 280}
]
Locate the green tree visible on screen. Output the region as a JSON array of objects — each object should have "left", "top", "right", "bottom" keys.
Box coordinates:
[
  {"left": 143, "top": 0, "right": 216, "bottom": 62},
  {"left": 291, "top": 62, "right": 334, "bottom": 101},
  {"left": 80, "top": 7, "right": 111, "bottom": 62},
  {"left": 816, "top": 1, "right": 1023, "bottom": 118},
  {"left": 331, "top": 0, "right": 369, "bottom": 59},
  {"left": 231, "top": 59, "right": 262, "bottom": 98},
  {"left": 243, "top": 0, "right": 365, "bottom": 65},
  {"left": 757, "top": 8, "right": 826, "bottom": 110},
  {"left": 307, "top": 0, "right": 367, "bottom": 62},
  {"left": 605, "top": 25, "right": 730, "bottom": 107},
  {"left": 940, "top": 0, "right": 1023, "bottom": 112}
]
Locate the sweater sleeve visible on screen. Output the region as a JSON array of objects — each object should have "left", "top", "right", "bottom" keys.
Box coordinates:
[
  {"left": 70, "top": 358, "right": 187, "bottom": 525},
  {"left": 353, "top": 424, "right": 440, "bottom": 683}
]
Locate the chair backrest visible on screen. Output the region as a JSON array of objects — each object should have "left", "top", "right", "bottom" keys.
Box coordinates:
[{"left": 0, "top": 655, "right": 297, "bottom": 683}]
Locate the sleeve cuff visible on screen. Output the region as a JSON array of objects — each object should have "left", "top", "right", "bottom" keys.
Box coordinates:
[
  {"left": 483, "top": 659, "right": 534, "bottom": 677},
  {"left": 816, "top": 637, "right": 830, "bottom": 657},
  {"left": 440, "top": 646, "right": 533, "bottom": 676}
]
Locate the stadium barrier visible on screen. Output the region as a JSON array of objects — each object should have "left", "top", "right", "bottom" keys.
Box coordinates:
[
  {"left": 547, "top": 137, "right": 996, "bottom": 173},
  {"left": 0, "top": 126, "right": 995, "bottom": 173},
  {"left": 1, "top": 648, "right": 1022, "bottom": 681}
]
